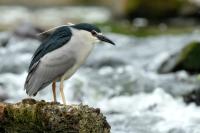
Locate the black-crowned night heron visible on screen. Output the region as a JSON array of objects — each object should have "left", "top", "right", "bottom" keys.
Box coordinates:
[{"left": 24, "top": 23, "right": 115, "bottom": 104}]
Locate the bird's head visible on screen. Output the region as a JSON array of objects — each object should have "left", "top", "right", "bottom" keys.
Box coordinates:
[{"left": 71, "top": 23, "right": 115, "bottom": 45}]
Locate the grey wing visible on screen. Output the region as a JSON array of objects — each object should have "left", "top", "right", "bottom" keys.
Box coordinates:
[{"left": 24, "top": 55, "right": 76, "bottom": 96}]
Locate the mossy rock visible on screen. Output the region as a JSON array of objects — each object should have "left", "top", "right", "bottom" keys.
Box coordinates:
[
  {"left": 173, "top": 41, "right": 200, "bottom": 73},
  {"left": 157, "top": 41, "right": 200, "bottom": 74},
  {"left": 0, "top": 99, "right": 110, "bottom": 133}
]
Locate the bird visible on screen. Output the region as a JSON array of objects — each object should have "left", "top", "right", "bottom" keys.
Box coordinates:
[{"left": 24, "top": 23, "right": 115, "bottom": 105}]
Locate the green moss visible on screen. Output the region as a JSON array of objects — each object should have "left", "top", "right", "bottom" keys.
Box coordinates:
[
  {"left": 174, "top": 41, "right": 200, "bottom": 73},
  {"left": 79, "top": 105, "right": 109, "bottom": 133},
  {"left": 1, "top": 99, "right": 110, "bottom": 133},
  {"left": 4, "top": 99, "right": 44, "bottom": 132}
]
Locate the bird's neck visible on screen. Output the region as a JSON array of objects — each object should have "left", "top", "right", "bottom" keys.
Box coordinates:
[{"left": 70, "top": 29, "right": 95, "bottom": 63}]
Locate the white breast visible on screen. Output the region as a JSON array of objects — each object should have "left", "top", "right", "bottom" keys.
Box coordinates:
[{"left": 61, "top": 28, "right": 95, "bottom": 80}]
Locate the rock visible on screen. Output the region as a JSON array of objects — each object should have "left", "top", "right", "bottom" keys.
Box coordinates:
[
  {"left": 0, "top": 98, "right": 110, "bottom": 133},
  {"left": 173, "top": 42, "right": 200, "bottom": 72},
  {"left": 158, "top": 41, "right": 200, "bottom": 74},
  {"left": 183, "top": 89, "right": 200, "bottom": 105},
  {"left": 0, "top": 32, "right": 10, "bottom": 48},
  {"left": 172, "top": 41, "right": 200, "bottom": 73},
  {"left": 157, "top": 53, "right": 180, "bottom": 73}
]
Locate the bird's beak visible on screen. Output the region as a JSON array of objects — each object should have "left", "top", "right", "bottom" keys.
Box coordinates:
[{"left": 97, "top": 34, "right": 115, "bottom": 45}]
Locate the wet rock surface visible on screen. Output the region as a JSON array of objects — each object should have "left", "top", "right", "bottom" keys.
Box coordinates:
[
  {"left": 172, "top": 41, "right": 200, "bottom": 73},
  {"left": 158, "top": 41, "right": 200, "bottom": 74},
  {"left": 183, "top": 88, "right": 200, "bottom": 105}
]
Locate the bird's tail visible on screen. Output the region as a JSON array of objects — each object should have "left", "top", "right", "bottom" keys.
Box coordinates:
[
  {"left": 24, "top": 72, "right": 39, "bottom": 96},
  {"left": 24, "top": 61, "right": 41, "bottom": 96}
]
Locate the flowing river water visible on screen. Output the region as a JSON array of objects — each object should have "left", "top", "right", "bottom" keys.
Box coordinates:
[{"left": 0, "top": 30, "right": 200, "bottom": 133}]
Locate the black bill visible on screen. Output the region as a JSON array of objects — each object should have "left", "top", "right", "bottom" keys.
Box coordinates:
[{"left": 97, "top": 34, "right": 115, "bottom": 45}]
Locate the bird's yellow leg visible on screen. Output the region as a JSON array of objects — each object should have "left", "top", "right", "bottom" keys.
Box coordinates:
[
  {"left": 52, "top": 81, "right": 57, "bottom": 102},
  {"left": 60, "top": 78, "right": 66, "bottom": 105}
]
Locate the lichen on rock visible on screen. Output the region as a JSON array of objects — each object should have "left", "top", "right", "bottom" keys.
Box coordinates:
[{"left": 0, "top": 98, "right": 110, "bottom": 133}]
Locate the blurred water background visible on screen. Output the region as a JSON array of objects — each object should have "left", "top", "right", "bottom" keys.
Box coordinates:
[{"left": 1, "top": 0, "right": 200, "bottom": 133}]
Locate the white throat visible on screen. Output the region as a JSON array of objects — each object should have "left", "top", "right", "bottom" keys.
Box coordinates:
[{"left": 69, "top": 28, "right": 95, "bottom": 64}]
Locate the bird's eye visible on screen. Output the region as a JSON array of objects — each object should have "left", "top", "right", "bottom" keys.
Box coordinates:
[{"left": 91, "top": 30, "right": 97, "bottom": 36}]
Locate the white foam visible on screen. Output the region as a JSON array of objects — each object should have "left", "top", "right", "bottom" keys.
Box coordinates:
[{"left": 98, "top": 88, "right": 200, "bottom": 132}]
